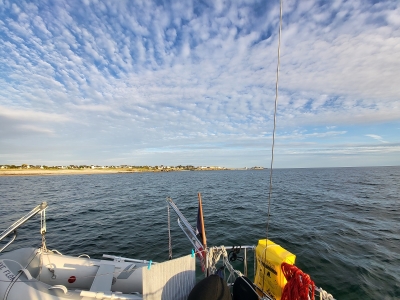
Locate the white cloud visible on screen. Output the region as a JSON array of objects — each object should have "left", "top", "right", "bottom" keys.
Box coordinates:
[
  {"left": 0, "top": 106, "right": 70, "bottom": 123},
  {"left": 65, "top": 104, "right": 111, "bottom": 112},
  {"left": 365, "top": 134, "right": 387, "bottom": 143},
  {"left": 280, "top": 130, "right": 347, "bottom": 140},
  {"left": 0, "top": 0, "right": 399, "bottom": 167},
  {"left": 17, "top": 124, "right": 54, "bottom": 135}
]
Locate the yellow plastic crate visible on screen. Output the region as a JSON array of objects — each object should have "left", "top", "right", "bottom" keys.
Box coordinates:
[{"left": 254, "top": 239, "right": 296, "bottom": 300}]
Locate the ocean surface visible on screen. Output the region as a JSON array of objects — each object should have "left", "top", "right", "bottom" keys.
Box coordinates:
[{"left": 0, "top": 167, "right": 399, "bottom": 300}]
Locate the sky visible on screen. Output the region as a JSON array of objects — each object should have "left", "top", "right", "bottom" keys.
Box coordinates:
[{"left": 0, "top": 0, "right": 399, "bottom": 168}]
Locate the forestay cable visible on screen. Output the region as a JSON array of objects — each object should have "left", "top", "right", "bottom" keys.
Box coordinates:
[{"left": 266, "top": 0, "right": 283, "bottom": 244}]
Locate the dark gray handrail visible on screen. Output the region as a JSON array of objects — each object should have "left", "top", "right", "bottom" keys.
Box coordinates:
[{"left": 0, "top": 202, "right": 47, "bottom": 252}]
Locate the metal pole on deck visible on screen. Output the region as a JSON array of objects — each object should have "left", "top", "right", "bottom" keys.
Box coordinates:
[
  {"left": 244, "top": 248, "right": 247, "bottom": 277},
  {"left": 198, "top": 193, "right": 209, "bottom": 276},
  {"left": 197, "top": 193, "right": 207, "bottom": 248}
]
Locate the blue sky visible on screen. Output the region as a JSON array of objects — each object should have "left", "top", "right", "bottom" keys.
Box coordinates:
[{"left": 0, "top": 0, "right": 399, "bottom": 168}]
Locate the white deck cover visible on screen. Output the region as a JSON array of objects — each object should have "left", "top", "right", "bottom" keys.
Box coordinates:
[{"left": 142, "top": 255, "right": 195, "bottom": 300}]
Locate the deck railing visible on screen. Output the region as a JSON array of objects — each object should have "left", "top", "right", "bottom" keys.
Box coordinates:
[{"left": 0, "top": 202, "right": 47, "bottom": 252}]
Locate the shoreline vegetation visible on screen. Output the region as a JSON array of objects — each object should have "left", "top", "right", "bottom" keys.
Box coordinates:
[{"left": 0, "top": 165, "right": 265, "bottom": 177}]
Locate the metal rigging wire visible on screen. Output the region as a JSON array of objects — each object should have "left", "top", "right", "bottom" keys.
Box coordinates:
[{"left": 266, "top": 0, "right": 283, "bottom": 242}]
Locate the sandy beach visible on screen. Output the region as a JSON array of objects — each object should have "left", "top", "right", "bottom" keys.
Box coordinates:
[{"left": 0, "top": 168, "right": 147, "bottom": 176}]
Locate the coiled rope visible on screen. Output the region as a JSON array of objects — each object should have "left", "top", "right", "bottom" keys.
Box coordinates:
[
  {"left": 281, "top": 262, "right": 315, "bottom": 300},
  {"left": 207, "top": 246, "right": 242, "bottom": 281},
  {"left": 206, "top": 246, "right": 262, "bottom": 299}
]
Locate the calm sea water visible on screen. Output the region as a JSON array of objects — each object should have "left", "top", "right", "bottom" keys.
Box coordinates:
[{"left": 0, "top": 167, "right": 399, "bottom": 300}]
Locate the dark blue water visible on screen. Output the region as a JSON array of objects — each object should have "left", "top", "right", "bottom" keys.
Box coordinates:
[{"left": 0, "top": 167, "right": 399, "bottom": 299}]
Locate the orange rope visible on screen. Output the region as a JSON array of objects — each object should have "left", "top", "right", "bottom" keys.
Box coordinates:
[{"left": 281, "top": 262, "right": 315, "bottom": 300}]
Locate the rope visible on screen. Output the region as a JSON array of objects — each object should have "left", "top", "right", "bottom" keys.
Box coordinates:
[
  {"left": 206, "top": 246, "right": 263, "bottom": 300},
  {"left": 206, "top": 246, "right": 242, "bottom": 280},
  {"left": 206, "top": 246, "right": 226, "bottom": 275},
  {"left": 40, "top": 209, "right": 47, "bottom": 252},
  {"left": 207, "top": 246, "right": 256, "bottom": 298},
  {"left": 316, "top": 287, "right": 335, "bottom": 300},
  {"left": 281, "top": 262, "right": 315, "bottom": 300},
  {"left": 1, "top": 248, "right": 38, "bottom": 299}
]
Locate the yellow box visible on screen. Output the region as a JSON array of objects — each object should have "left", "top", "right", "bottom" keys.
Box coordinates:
[{"left": 254, "top": 239, "right": 296, "bottom": 300}]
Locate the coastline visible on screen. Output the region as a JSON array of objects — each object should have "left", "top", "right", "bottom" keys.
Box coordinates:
[
  {"left": 0, "top": 167, "right": 266, "bottom": 177},
  {"left": 0, "top": 169, "right": 150, "bottom": 176}
]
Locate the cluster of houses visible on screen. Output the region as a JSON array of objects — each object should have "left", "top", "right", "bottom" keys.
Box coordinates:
[
  {"left": 0, "top": 164, "right": 265, "bottom": 171},
  {"left": 0, "top": 164, "right": 238, "bottom": 171}
]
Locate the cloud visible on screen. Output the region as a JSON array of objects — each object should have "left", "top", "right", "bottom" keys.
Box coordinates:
[
  {"left": 279, "top": 0, "right": 400, "bottom": 111},
  {"left": 279, "top": 130, "right": 347, "bottom": 140},
  {"left": 0, "top": 0, "right": 399, "bottom": 167},
  {"left": 365, "top": 134, "right": 387, "bottom": 143},
  {"left": 0, "top": 106, "right": 71, "bottom": 140},
  {"left": 0, "top": 106, "right": 70, "bottom": 123},
  {"left": 65, "top": 104, "right": 111, "bottom": 112}
]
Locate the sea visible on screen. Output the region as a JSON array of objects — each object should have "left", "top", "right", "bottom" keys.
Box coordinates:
[{"left": 0, "top": 166, "right": 399, "bottom": 300}]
